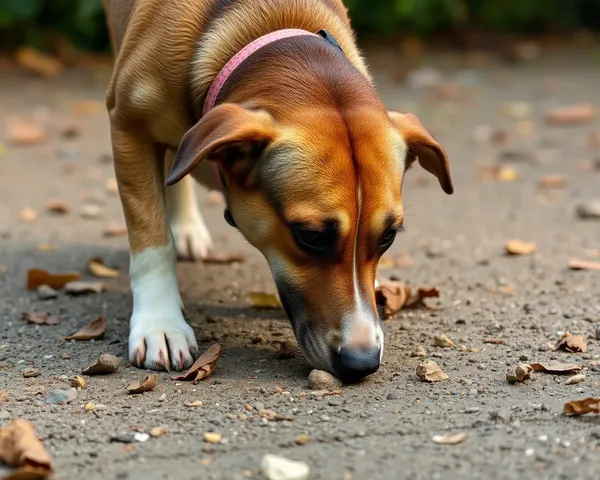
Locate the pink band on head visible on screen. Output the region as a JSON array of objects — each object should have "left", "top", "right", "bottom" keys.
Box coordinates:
[{"left": 203, "top": 28, "right": 319, "bottom": 116}]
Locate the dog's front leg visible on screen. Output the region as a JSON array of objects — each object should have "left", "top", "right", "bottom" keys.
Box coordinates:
[{"left": 111, "top": 128, "right": 199, "bottom": 371}]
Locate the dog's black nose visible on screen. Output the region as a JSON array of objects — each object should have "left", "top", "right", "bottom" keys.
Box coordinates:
[{"left": 332, "top": 346, "right": 381, "bottom": 383}]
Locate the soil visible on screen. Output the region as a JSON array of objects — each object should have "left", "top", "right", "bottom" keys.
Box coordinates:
[{"left": 1, "top": 46, "right": 600, "bottom": 480}]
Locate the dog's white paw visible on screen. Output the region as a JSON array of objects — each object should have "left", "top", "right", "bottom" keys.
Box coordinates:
[
  {"left": 170, "top": 215, "right": 213, "bottom": 261},
  {"left": 129, "top": 313, "right": 199, "bottom": 371}
]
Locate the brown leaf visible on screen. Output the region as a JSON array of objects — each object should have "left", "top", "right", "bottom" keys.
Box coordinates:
[
  {"left": 545, "top": 104, "right": 597, "bottom": 125},
  {"left": 87, "top": 257, "right": 119, "bottom": 278},
  {"left": 7, "top": 118, "right": 47, "bottom": 146},
  {"left": 563, "top": 398, "right": 600, "bottom": 416},
  {"left": 275, "top": 341, "right": 300, "bottom": 359},
  {"left": 202, "top": 253, "right": 245, "bottom": 264},
  {"left": 172, "top": 344, "right": 222, "bottom": 383},
  {"left": 21, "top": 312, "right": 59, "bottom": 326},
  {"left": 15, "top": 47, "right": 62, "bottom": 77},
  {"left": 433, "top": 334, "right": 453, "bottom": 348},
  {"left": 26, "top": 269, "right": 80, "bottom": 290},
  {"left": 554, "top": 333, "right": 587, "bottom": 353},
  {"left": 531, "top": 360, "right": 581, "bottom": 374},
  {"left": 406, "top": 287, "right": 440, "bottom": 307},
  {"left": 484, "top": 338, "right": 505, "bottom": 345},
  {"left": 375, "top": 280, "right": 410, "bottom": 318},
  {"left": 82, "top": 353, "right": 120, "bottom": 375},
  {"left": 416, "top": 361, "right": 449, "bottom": 382},
  {"left": 63, "top": 316, "right": 106, "bottom": 341},
  {"left": 568, "top": 259, "right": 600, "bottom": 271},
  {"left": 506, "top": 364, "right": 533, "bottom": 383},
  {"left": 505, "top": 239, "right": 537, "bottom": 256},
  {"left": 538, "top": 175, "right": 566, "bottom": 189},
  {"left": 249, "top": 292, "right": 281, "bottom": 309},
  {"left": 309, "top": 389, "right": 344, "bottom": 397},
  {"left": 45, "top": 201, "right": 69, "bottom": 215},
  {"left": 64, "top": 281, "right": 105, "bottom": 295},
  {"left": 127, "top": 374, "right": 158, "bottom": 394},
  {"left": 432, "top": 432, "right": 468, "bottom": 445},
  {"left": 0, "top": 419, "right": 54, "bottom": 478}
]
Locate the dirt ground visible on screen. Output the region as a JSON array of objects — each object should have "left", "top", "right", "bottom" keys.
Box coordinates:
[{"left": 1, "top": 44, "right": 600, "bottom": 480}]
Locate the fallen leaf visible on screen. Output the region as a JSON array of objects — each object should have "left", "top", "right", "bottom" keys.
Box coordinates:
[
  {"left": 21, "top": 312, "right": 59, "bottom": 326},
  {"left": 63, "top": 316, "right": 106, "bottom": 341},
  {"left": 26, "top": 269, "right": 81, "bottom": 290},
  {"left": 568, "top": 259, "right": 600, "bottom": 271},
  {"left": 309, "top": 389, "right": 344, "bottom": 397},
  {"left": 81, "top": 353, "right": 120, "bottom": 375},
  {"left": 69, "top": 376, "right": 85, "bottom": 388},
  {"left": 87, "top": 257, "right": 119, "bottom": 278},
  {"left": 531, "top": 361, "right": 582, "bottom": 374},
  {"left": 7, "top": 118, "right": 47, "bottom": 146},
  {"left": 375, "top": 280, "right": 439, "bottom": 318},
  {"left": 505, "top": 239, "right": 537, "bottom": 256},
  {"left": 484, "top": 338, "right": 505, "bottom": 345},
  {"left": 563, "top": 398, "right": 600, "bottom": 416},
  {"left": 275, "top": 340, "right": 300, "bottom": 359},
  {"left": 410, "top": 346, "right": 427, "bottom": 357},
  {"left": 150, "top": 427, "right": 167, "bottom": 438},
  {"left": 538, "top": 175, "right": 566, "bottom": 189},
  {"left": 202, "top": 253, "right": 245, "bottom": 264},
  {"left": 102, "top": 223, "right": 127, "bottom": 237},
  {"left": 19, "top": 208, "right": 37, "bottom": 222},
  {"left": 416, "top": 361, "right": 449, "bottom": 382},
  {"left": 433, "top": 334, "right": 453, "bottom": 348},
  {"left": 172, "top": 344, "right": 222, "bottom": 383},
  {"left": 566, "top": 374, "right": 585, "bottom": 385},
  {"left": 185, "top": 400, "right": 203, "bottom": 407},
  {"left": 45, "top": 201, "right": 69, "bottom": 215},
  {"left": 506, "top": 364, "right": 533, "bottom": 383},
  {"left": 555, "top": 332, "right": 587, "bottom": 353},
  {"left": 0, "top": 419, "right": 54, "bottom": 478},
  {"left": 432, "top": 432, "right": 468, "bottom": 445},
  {"left": 64, "top": 281, "right": 105, "bottom": 295},
  {"left": 545, "top": 104, "right": 597, "bottom": 125},
  {"left": 249, "top": 292, "right": 281, "bottom": 309},
  {"left": 127, "top": 374, "right": 158, "bottom": 394},
  {"left": 15, "top": 46, "right": 62, "bottom": 77}
]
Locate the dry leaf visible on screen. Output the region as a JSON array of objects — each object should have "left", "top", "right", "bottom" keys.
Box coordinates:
[
  {"left": 150, "top": 427, "right": 167, "bottom": 438},
  {"left": 82, "top": 353, "right": 120, "bottom": 375},
  {"left": 172, "top": 344, "right": 222, "bottom": 383},
  {"left": 276, "top": 340, "right": 300, "bottom": 359},
  {"left": 566, "top": 374, "right": 585, "bottom": 385},
  {"left": 69, "top": 376, "right": 85, "bottom": 389},
  {"left": 375, "top": 280, "right": 411, "bottom": 318},
  {"left": 63, "top": 316, "right": 106, "bottom": 341},
  {"left": 538, "top": 175, "right": 566, "bottom": 189},
  {"left": 19, "top": 208, "right": 37, "bottom": 222},
  {"left": 0, "top": 419, "right": 54, "bottom": 479},
  {"left": 506, "top": 364, "right": 533, "bottom": 383},
  {"left": 87, "top": 257, "right": 119, "bottom": 278},
  {"left": 185, "top": 400, "right": 203, "bottom": 407},
  {"left": 531, "top": 361, "right": 581, "bottom": 374},
  {"left": 554, "top": 332, "right": 587, "bottom": 353},
  {"left": 45, "top": 201, "right": 69, "bottom": 215},
  {"left": 127, "top": 374, "right": 158, "bottom": 394},
  {"left": 484, "top": 338, "right": 505, "bottom": 345},
  {"left": 249, "top": 292, "right": 281, "bottom": 309},
  {"left": 26, "top": 269, "right": 81, "bottom": 290},
  {"left": 432, "top": 432, "right": 467, "bottom": 445},
  {"left": 202, "top": 253, "right": 245, "bottom": 264},
  {"left": 15, "top": 46, "right": 62, "bottom": 77},
  {"left": 563, "top": 398, "right": 600, "bottom": 416},
  {"left": 7, "top": 118, "right": 47, "bottom": 146},
  {"left": 568, "top": 259, "right": 600, "bottom": 271},
  {"left": 21, "top": 312, "right": 59, "bottom": 326},
  {"left": 545, "top": 104, "right": 597, "bottom": 125},
  {"left": 433, "top": 334, "right": 453, "bottom": 348},
  {"left": 416, "top": 361, "right": 449, "bottom": 382},
  {"left": 505, "top": 239, "right": 537, "bottom": 256},
  {"left": 64, "top": 281, "right": 104, "bottom": 295}
]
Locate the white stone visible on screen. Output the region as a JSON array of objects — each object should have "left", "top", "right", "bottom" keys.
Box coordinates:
[{"left": 261, "top": 454, "right": 309, "bottom": 480}]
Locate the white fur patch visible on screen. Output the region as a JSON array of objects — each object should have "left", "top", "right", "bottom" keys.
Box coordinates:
[{"left": 128, "top": 241, "right": 198, "bottom": 370}]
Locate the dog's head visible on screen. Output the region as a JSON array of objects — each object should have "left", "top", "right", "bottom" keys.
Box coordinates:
[{"left": 167, "top": 92, "right": 452, "bottom": 383}]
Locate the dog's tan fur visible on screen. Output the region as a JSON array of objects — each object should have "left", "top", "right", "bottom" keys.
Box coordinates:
[{"left": 103, "top": 0, "right": 453, "bottom": 377}]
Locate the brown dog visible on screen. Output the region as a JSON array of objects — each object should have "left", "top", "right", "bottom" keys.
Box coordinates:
[{"left": 103, "top": 0, "right": 453, "bottom": 382}]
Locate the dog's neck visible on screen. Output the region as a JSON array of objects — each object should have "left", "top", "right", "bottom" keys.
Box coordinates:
[{"left": 189, "top": 0, "right": 371, "bottom": 119}]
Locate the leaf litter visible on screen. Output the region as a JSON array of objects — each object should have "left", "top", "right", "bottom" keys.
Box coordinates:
[
  {"left": 530, "top": 361, "right": 581, "bottom": 374},
  {"left": 554, "top": 332, "right": 587, "bottom": 353},
  {"left": 26, "top": 269, "right": 80, "bottom": 290},
  {"left": 564, "top": 398, "right": 600, "bottom": 416},
  {"left": 416, "top": 361, "right": 449, "bottom": 382},
  {"left": 63, "top": 316, "right": 107, "bottom": 341},
  {"left": 21, "top": 312, "right": 59, "bottom": 326},
  {"left": 0, "top": 419, "right": 54, "bottom": 479},
  {"left": 375, "top": 279, "right": 440, "bottom": 318},
  {"left": 172, "top": 344, "right": 222, "bottom": 383},
  {"left": 87, "top": 258, "right": 119, "bottom": 278},
  {"left": 82, "top": 354, "right": 121, "bottom": 375},
  {"left": 432, "top": 432, "right": 468, "bottom": 445},
  {"left": 127, "top": 374, "right": 158, "bottom": 394}
]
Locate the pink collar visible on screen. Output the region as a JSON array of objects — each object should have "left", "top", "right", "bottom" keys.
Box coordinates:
[{"left": 203, "top": 29, "right": 319, "bottom": 190}]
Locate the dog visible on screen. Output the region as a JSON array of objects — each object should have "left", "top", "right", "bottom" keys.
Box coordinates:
[{"left": 102, "top": 0, "right": 453, "bottom": 383}]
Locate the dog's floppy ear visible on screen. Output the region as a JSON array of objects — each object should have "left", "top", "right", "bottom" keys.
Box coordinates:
[
  {"left": 388, "top": 111, "right": 453, "bottom": 194},
  {"left": 166, "top": 104, "right": 276, "bottom": 186}
]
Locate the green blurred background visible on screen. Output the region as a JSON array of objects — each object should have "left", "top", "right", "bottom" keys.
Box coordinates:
[{"left": 1, "top": 0, "right": 600, "bottom": 53}]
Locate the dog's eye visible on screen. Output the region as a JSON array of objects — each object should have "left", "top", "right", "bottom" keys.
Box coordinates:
[
  {"left": 295, "top": 228, "right": 327, "bottom": 249},
  {"left": 380, "top": 228, "right": 398, "bottom": 248}
]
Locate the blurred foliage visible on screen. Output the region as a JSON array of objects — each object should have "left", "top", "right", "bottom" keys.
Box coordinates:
[{"left": 1, "top": 0, "right": 600, "bottom": 52}]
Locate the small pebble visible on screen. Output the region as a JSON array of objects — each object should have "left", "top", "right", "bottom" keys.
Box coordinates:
[
  {"left": 203, "top": 432, "right": 222, "bottom": 444},
  {"left": 261, "top": 454, "right": 310, "bottom": 480},
  {"left": 80, "top": 204, "right": 102, "bottom": 219},
  {"left": 566, "top": 374, "right": 585, "bottom": 385},
  {"left": 576, "top": 200, "right": 600, "bottom": 220},
  {"left": 0, "top": 410, "right": 10, "bottom": 420},
  {"left": 308, "top": 369, "right": 342, "bottom": 390},
  {"left": 45, "top": 389, "right": 77, "bottom": 405},
  {"left": 37, "top": 285, "right": 58, "bottom": 300},
  {"left": 150, "top": 427, "right": 168, "bottom": 438},
  {"left": 433, "top": 334, "right": 453, "bottom": 348},
  {"left": 294, "top": 434, "right": 309, "bottom": 446},
  {"left": 410, "top": 346, "right": 427, "bottom": 357},
  {"left": 134, "top": 433, "right": 150, "bottom": 443},
  {"left": 82, "top": 354, "right": 121, "bottom": 375},
  {"left": 158, "top": 393, "right": 166, "bottom": 402},
  {"left": 110, "top": 434, "right": 135, "bottom": 444},
  {"left": 23, "top": 369, "right": 40, "bottom": 378}
]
